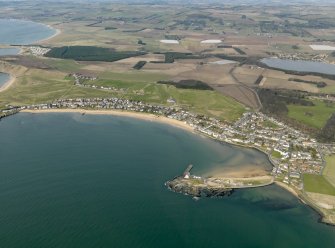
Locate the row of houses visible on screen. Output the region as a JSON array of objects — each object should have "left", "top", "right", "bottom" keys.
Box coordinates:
[{"left": 1, "top": 97, "right": 334, "bottom": 192}]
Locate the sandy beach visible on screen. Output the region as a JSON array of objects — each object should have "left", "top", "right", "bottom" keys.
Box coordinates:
[
  {"left": 0, "top": 75, "right": 15, "bottom": 92},
  {"left": 21, "top": 109, "right": 195, "bottom": 133}
]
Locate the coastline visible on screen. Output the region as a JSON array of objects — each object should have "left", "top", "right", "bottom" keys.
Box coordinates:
[
  {"left": 37, "top": 26, "right": 61, "bottom": 44},
  {"left": 17, "top": 108, "right": 335, "bottom": 226},
  {"left": 274, "top": 181, "right": 300, "bottom": 198},
  {"left": 0, "top": 74, "right": 15, "bottom": 92},
  {"left": 21, "top": 109, "right": 195, "bottom": 133}
]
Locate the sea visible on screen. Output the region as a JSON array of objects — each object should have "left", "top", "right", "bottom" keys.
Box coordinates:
[
  {"left": 0, "top": 113, "right": 334, "bottom": 248},
  {"left": 0, "top": 19, "right": 56, "bottom": 89},
  {"left": 0, "top": 19, "right": 56, "bottom": 45},
  {"left": 0, "top": 72, "right": 10, "bottom": 89}
]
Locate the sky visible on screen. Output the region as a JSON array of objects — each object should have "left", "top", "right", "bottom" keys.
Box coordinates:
[{"left": 1, "top": 0, "right": 335, "bottom": 4}]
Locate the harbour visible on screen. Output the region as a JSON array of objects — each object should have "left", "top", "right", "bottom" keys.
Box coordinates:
[{"left": 0, "top": 113, "right": 334, "bottom": 247}]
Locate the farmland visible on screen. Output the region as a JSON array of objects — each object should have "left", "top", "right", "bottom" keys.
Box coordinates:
[
  {"left": 0, "top": 1, "right": 334, "bottom": 134},
  {"left": 0, "top": 60, "right": 245, "bottom": 122},
  {"left": 303, "top": 155, "right": 335, "bottom": 197},
  {"left": 303, "top": 174, "right": 335, "bottom": 196},
  {"left": 324, "top": 156, "right": 335, "bottom": 187},
  {"left": 288, "top": 100, "right": 335, "bottom": 129}
]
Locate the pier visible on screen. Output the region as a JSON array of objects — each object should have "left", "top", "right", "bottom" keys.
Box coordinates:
[{"left": 183, "top": 164, "right": 193, "bottom": 178}]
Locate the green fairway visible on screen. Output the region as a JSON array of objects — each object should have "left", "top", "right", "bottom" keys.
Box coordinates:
[
  {"left": 288, "top": 100, "right": 335, "bottom": 129},
  {"left": 324, "top": 156, "right": 335, "bottom": 187},
  {"left": 303, "top": 174, "right": 335, "bottom": 196},
  {"left": 124, "top": 84, "right": 246, "bottom": 122},
  {"left": 100, "top": 71, "right": 168, "bottom": 83},
  {"left": 165, "top": 86, "right": 245, "bottom": 122},
  {"left": 75, "top": 78, "right": 245, "bottom": 122},
  {"left": 45, "top": 59, "right": 84, "bottom": 72},
  {"left": 0, "top": 67, "right": 245, "bottom": 122},
  {"left": 0, "top": 68, "right": 117, "bottom": 108}
]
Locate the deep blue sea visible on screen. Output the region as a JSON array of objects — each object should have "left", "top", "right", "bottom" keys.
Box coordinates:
[
  {"left": 0, "top": 19, "right": 55, "bottom": 45},
  {"left": 0, "top": 113, "right": 334, "bottom": 248}
]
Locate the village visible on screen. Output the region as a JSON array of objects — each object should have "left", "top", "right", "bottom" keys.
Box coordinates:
[{"left": 1, "top": 97, "right": 334, "bottom": 195}]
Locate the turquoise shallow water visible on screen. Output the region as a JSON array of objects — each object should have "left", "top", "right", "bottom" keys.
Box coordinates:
[
  {"left": 0, "top": 113, "right": 334, "bottom": 248},
  {"left": 0, "top": 19, "right": 56, "bottom": 45},
  {"left": 0, "top": 72, "right": 10, "bottom": 88}
]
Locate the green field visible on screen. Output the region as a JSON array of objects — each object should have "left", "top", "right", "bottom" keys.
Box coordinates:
[
  {"left": 0, "top": 70, "right": 115, "bottom": 107},
  {"left": 321, "top": 84, "right": 335, "bottom": 94},
  {"left": 324, "top": 156, "right": 335, "bottom": 187},
  {"left": 288, "top": 100, "right": 335, "bottom": 129},
  {"left": 100, "top": 71, "right": 168, "bottom": 83},
  {"left": 0, "top": 66, "right": 245, "bottom": 122},
  {"left": 45, "top": 59, "right": 84, "bottom": 72},
  {"left": 303, "top": 174, "right": 335, "bottom": 196},
  {"left": 271, "top": 150, "right": 282, "bottom": 159}
]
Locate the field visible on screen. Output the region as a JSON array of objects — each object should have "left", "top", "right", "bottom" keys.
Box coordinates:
[
  {"left": 79, "top": 80, "right": 245, "bottom": 121},
  {"left": 234, "top": 65, "right": 335, "bottom": 94},
  {"left": 213, "top": 85, "right": 261, "bottom": 110},
  {"left": 287, "top": 100, "right": 335, "bottom": 129},
  {"left": 303, "top": 174, "right": 335, "bottom": 196},
  {"left": 324, "top": 156, "right": 335, "bottom": 187},
  {"left": 0, "top": 1, "right": 335, "bottom": 128},
  {"left": 0, "top": 60, "right": 245, "bottom": 122}
]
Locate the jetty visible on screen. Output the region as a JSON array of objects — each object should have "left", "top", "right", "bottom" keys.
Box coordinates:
[
  {"left": 166, "top": 164, "right": 274, "bottom": 198},
  {"left": 183, "top": 164, "right": 193, "bottom": 178}
]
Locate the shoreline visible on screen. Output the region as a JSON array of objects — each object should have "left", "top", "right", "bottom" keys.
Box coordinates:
[
  {"left": 0, "top": 74, "right": 15, "bottom": 92},
  {"left": 37, "top": 27, "right": 61, "bottom": 44},
  {"left": 274, "top": 181, "right": 300, "bottom": 198},
  {"left": 21, "top": 109, "right": 195, "bottom": 133},
  {"left": 17, "top": 108, "right": 335, "bottom": 226}
]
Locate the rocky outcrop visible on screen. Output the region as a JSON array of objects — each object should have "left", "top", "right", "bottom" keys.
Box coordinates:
[{"left": 165, "top": 177, "right": 233, "bottom": 198}]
